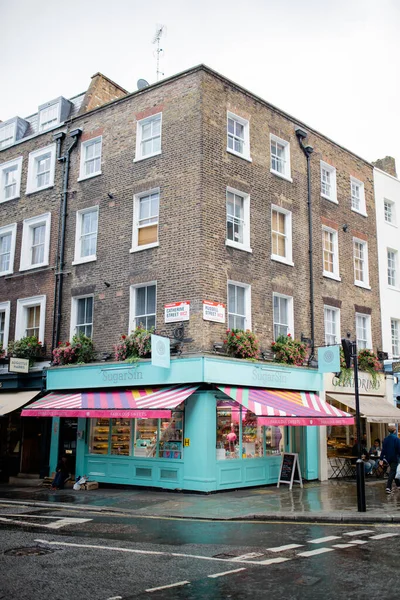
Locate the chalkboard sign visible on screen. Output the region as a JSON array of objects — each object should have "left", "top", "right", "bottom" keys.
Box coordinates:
[{"left": 277, "top": 453, "right": 303, "bottom": 490}]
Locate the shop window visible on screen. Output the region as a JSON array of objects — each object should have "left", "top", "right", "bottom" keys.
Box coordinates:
[
  {"left": 90, "top": 419, "right": 110, "bottom": 454},
  {"left": 159, "top": 412, "right": 183, "bottom": 459},
  {"left": 110, "top": 419, "right": 132, "bottom": 455},
  {"left": 134, "top": 418, "right": 158, "bottom": 457}
]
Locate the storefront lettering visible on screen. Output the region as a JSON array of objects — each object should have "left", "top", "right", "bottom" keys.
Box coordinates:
[
  {"left": 252, "top": 368, "right": 288, "bottom": 385},
  {"left": 331, "top": 375, "right": 380, "bottom": 391},
  {"left": 102, "top": 370, "right": 143, "bottom": 384}
]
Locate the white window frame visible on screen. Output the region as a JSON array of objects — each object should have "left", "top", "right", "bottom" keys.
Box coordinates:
[
  {"left": 353, "top": 238, "right": 370, "bottom": 289},
  {"left": 129, "top": 282, "right": 157, "bottom": 332},
  {"left": 78, "top": 136, "right": 102, "bottom": 181},
  {"left": 26, "top": 144, "right": 56, "bottom": 194},
  {"left": 20, "top": 213, "right": 51, "bottom": 272},
  {"left": 273, "top": 292, "right": 294, "bottom": 340},
  {"left": 384, "top": 199, "right": 396, "bottom": 226},
  {"left": 227, "top": 281, "right": 252, "bottom": 330},
  {"left": 72, "top": 206, "right": 99, "bottom": 265},
  {"left": 226, "top": 112, "right": 251, "bottom": 162},
  {"left": 0, "top": 223, "right": 17, "bottom": 276},
  {"left": 324, "top": 305, "right": 341, "bottom": 346},
  {"left": 391, "top": 318, "right": 400, "bottom": 358},
  {"left": 0, "top": 301, "right": 11, "bottom": 351},
  {"left": 134, "top": 113, "right": 162, "bottom": 162},
  {"left": 270, "top": 134, "right": 292, "bottom": 182},
  {"left": 0, "top": 122, "right": 16, "bottom": 149},
  {"left": 15, "top": 295, "right": 46, "bottom": 342},
  {"left": 271, "top": 205, "right": 293, "bottom": 266},
  {"left": 0, "top": 157, "right": 23, "bottom": 203},
  {"left": 131, "top": 188, "right": 160, "bottom": 253},
  {"left": 387, "top": 248, "right": 398, "bottom": 288},
  {"left": 38, "top": 102, "right": 61, "bottom": 132},
  {"left": 320, "top": 161, "right": 337, "bottom": 203},
  {"left": 70, "top": 295, "right": 94, "bottom": 340},
  {"left": 355, "top": 313, "right": 372, "bottom": 350},
  {"left": 322, "top": 226, "right": 340, "bottom": 281},
  {"left": 225, "top": 187, "right": 252, "bottom": 253},
  {"left": 350, "top": 176, "right": 367, "bottom": 216}
]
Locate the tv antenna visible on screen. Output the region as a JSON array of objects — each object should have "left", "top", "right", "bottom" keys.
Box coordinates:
[{"left": 152, "top": 24, "right": 165, "bottom": 81}]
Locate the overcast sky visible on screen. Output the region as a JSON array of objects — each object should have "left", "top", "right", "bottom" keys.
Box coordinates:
[{"left": 1, "top": 0, "right": 399, "bottom": 171}]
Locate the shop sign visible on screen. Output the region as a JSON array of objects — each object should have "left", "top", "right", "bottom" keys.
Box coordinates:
[
  {"left": 151, "top": 334, "right": 170, "bottom": 369},
  {"left": 9, "top": 357, "right": 29, "bottom": 374},
  {"left": 184, "top": 438, "right": 190, "bottom": 447},
  {"left": 202, "top": 300, "right": 225, "bottom": 323},
  {"left": 318, "top": 345, "right": 340, "bottom": 373},
  {"left": 164, "top": 301, "right": 190, "bottom": 323},
  {"left": 324, "top": 372, "right": 384, "bottom": 395}
]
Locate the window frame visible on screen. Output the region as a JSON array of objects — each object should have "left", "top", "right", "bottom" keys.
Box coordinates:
[
  {"left": 70, "top": 295, "right": 94, "bottom": 340},
  {"left": 0, "top": 122, "right": 16, "bottom": 149},
  {"left": 391, "top": 318, "right": 400, "bottom": 358},
  {"left": 320, "top": 161, "right": 337, "bottom": 203},
  {"left": 20, "top": 213, "right": 51, "bottom": 272},
  {"left": 271, "top": 204, "right": 293, "bottom": 265},
  {"left": 0, "top": 301, "right": 11, "bottom": 351},
  {"left": 131, "top": 188, "right": 160, "bottom": 252},
  {"left": 227, "top": 281, "right": 252, "bottom": 331},
  {"left": 322, "top": 226, "right": 341, "bottom": 281},
  {"left": 0, "top": 223, "right": 17, "bottom": 276},
  {"left": 350, "top": 176, "right": 367, "bottom": 216},
  {"left": 384, "top": 199, "right": 396, "bottom": 226},
  {"left": 353, "top": 237, "right": 370, "bottom": 289},
  {"left": 38, "top": 102, "right": 61, "bottom": 132},
  {"left": 387, "top": 248, "right": 398, "bottom": 288},
  {"left": 72, "top": 206, "right": 99, "bottom": 265},
  {"left": 270, "top": 134, "right": 292, "bottom": 182},
  {"left": 355, "top": 312, "right": 372, "bottom": 350},
  {"left": 78, "top": 136, "right": 102, "bottom": 181},
  {"left": 226, "top": 111, "right": 252, "bottom": 162},
  {"left": 26, "top": 144, "right": 56, "bottom": 194},
  {"left": 15, "top": 295, "right": 46, "bottom": 342},
  {"left": 272, "top": 292, "right": 294, "bottom": 340},
  {"left": 0, "top": 157, "right": 23, "bottom": 203},
  {"left": 225, "top": 187, "right": 252, "bottom": 253},
  {"left": 134, "top": 112, "right": 162, "bottom": 162},
  {"left": 324, "top": 305, "right": 341, "bottom": 346},
  {"left": 129, "top": 282, "right": 157, "bottom": 332}
]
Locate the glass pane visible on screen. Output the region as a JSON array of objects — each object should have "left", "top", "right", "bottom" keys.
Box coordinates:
[
  {"left": 136, "top": 287, "right": 146, "bottom": 317},
  {"left": 142, "top": 122, "right": 152, "bottom": 139},
  {"left": 159, "top": 409, "right": 184, "bottom": 459},
  {"left": 146, "top": 285, "right": 156, "bottom": 313},
  {"left": 216, "top": 403, "right": 240, "bottom": 459},
  {"left": 236, "top": 286, "right": 245, "bottom": 316},
  {"left": 77, "top": 299, "right": 86, "bottom": 325},
  {"left": 134, "top": 418, "right": 158, "bottom": 457},
  {"left": 152, "top": 118, "right": 161, "bottom": 136},
  {"left": 152, "top": 136, "right": 161, "bottom": 153},
  {"left": 139, "top": 196, "right": 150, "bottom": 220},
  {"left": 90, "top": 418, "right": 110, "bottom": 454},
  {"left": 265, "top": 426, "right": 284, "bottom": 454},
  {"left": 242, "top": 411, "right": 264, "bottom": 458},
  {"left": 227, "top": 118, "right": 235, "bottom": 134},
  {"left": 142, "top": 139, "right": 152, "bottom": 156},
  {"left": 111, "top": 418, "right": 131, "bottom": 455},
  {"left": 228, "top": 284, "right": 235, "bottom": 311}
]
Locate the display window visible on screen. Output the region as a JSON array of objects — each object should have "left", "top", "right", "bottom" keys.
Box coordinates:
[
  {"left": 90, "top": 418, "right": 111, "bottom": 454},
  {"left": 111, "top": 419, "right": 132, "bottom": 456},
  {"left": 134, "top": 418, "right": 158, "bottom": 457}
]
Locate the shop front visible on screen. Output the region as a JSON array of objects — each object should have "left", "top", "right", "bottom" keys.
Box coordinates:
[{"left": 22, "top": 356, "right": 353, "bottom": 492}]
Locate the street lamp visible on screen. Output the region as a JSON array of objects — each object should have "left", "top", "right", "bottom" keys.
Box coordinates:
[{"left": 342, "top": 336, "right": 366, "bottom": 512}]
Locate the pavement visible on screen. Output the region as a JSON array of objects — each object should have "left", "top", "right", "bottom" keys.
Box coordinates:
[{"left": 0, "top": 477, "right": 399, "bottom": 523}]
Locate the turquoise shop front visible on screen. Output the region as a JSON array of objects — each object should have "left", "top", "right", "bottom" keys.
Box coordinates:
[{"left": 24, "top": 356, "right": 334, "bottom": 492}]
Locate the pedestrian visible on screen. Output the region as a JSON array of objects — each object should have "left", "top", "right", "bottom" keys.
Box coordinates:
[
  {"left": 51, "top": 455, "right": 70, "bottom": 490},
  {"left": 378, "top": 425, "right": 400, "bottom": 494},
  {"left": 351, "top": 438, "right": 373, "bottom": 475}
]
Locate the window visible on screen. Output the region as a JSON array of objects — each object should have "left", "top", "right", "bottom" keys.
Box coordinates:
[
  {"left": 0, "top": 157, "right": 23, "bottom": 203},
  {"left": 384, "top": 199, "right": 396, "bottom": 225},
  {"left": 71, "top": 296, "right": 93, "bottom": 339},
  {"left": 387, "top": 249, "right": 398, "bottom": 287},
  {"left": 0, "top": 301, "right": 11, "bottom": 350},
  {"left": 15, "top": 295, "right": 46, "bottom": 342},
  {"left": 350, "top": 176, "right": 366, "bottom": 215},
  {"left": 26, "top": 144, "right": 56, "bottom": 194},
  {"left": 0, "top": 122, "right": 16, "bottom": 149},
  {"left": 38, "top": 103, "right": 60, "bottom": 131},
  {"left": 271, "top": 205, "right": 293, "bottom": 265},
  {"left": 130, "top": 283, "right": 156, "bottom": 330},
  {"left": 227, "top": 112, "right": 251, "bottom": 161},
  {"left": 273, "top": 293, "right": 293, "bottom": 339},
  {"left": 79, "top": 137, "right": 102, "bottom": 180},
  {"left": 353, "top": 238, "right": 370, "bottom": 288},
  {"left": 20, "top": 213, "right": 51, "bottom": 271},
  {"left": 0, "top": 223, "right": 17, "bottom": 276},
  {"left": 73, "top": 207, "right": 99, "bottom": 264},
  {"left": 391, "top": 319, "right": 400, "bottom": 358},
  {"left": 356, "top": 313, "right": 372, "bottom": 350},
  {"left": 270, "top": 134, "right": 291, "bottom": 181},
  {"left": 320, "top": 161, "right": 337, "bottom": 202},
  {"left": 228, "top": 282, "right": 251, "bottom": 330},
  {"left": 322, "top": 227, "right": 340, "bottom": 280},
  {"left": 226, "top": 188, "right": 251, "bottom": 252},
  {"left": 324, "top": 306, "right": 341, "bottom": 345},
  {"left": 135, "top": 113, "right": 162, "bottom": 161},
  {"left": 131, "top": 189, "right": 159, "bottom": 251}
]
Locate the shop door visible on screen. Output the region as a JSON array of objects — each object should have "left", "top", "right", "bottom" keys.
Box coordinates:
[
  {"left": 20, "top": 418, "right": 42, "bottom": 474},
  {"left": 58, "top": 418, "right": 77, "bottom": 476},
  {"left": 292, "top": 427, "right": 307, "bottom": 478}
]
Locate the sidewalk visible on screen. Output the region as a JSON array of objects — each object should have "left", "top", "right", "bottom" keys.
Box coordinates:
[{"left": 1, "top": 478, "right": 399, "bottom": 523}]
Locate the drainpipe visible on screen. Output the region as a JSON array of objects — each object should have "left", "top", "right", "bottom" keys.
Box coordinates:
[
  {"left": 52, "top": 128, "right": 82, "bottom": 351},
  {"left": 295, "top": 128, "right": 315, "bottom": 358}
]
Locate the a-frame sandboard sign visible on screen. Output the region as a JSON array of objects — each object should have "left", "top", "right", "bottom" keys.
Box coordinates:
[{"left": 277, "top": 452, "right": 303, "bottom": 490}]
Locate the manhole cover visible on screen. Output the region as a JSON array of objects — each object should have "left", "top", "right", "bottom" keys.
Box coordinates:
[
  {"left": 4, "top": 546, "right": 54, "bottom": 557},
  {"left": 212, "top": 553, "right": 237, "bottom": 559}
]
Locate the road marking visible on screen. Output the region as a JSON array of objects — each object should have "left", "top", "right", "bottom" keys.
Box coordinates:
[
  {"left": 146, "top": 581, "right": 190, "bottom": 592},
  {"left": 298, "top": 548, "right": 335, "bottom": 557},
  {"left": 266, "top": 543, "right": 303, "bottom": 552},
  {"left": 343, "top": 530, "right": 374, "bottom": 536},
  {"left": 107, "top": 597, "right": 122, "bottom": 600},
  {"left": 232, "top": 552, "right": 264, "bottom": 561},
  {"left": 0, "top": 516, "right": 91, "bottom": 529},
  {"left": 332, "top": 544, "right": 354, "bottom": 549},
  {"left": 349, "top": 540, "right": 369, "bottom": 545},
  {"left": 208, "top": 568, "right": 246, "bottom": 578},
  {"left": 369, "top": 533, "right": 399, "bottom": 540},
  {"left": 258, "top": 557, "right": 291, "bottom": 565},
  {"left": 309, "top": 536, "right": 341, "bottom": 544}
]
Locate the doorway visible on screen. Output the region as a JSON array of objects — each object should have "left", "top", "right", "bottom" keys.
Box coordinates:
[{"left": 58, "top": 418, "right": 77, "bottom": 476}]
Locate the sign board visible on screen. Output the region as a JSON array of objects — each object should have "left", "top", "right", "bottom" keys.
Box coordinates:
[
  {"left": 184, "top": 438, "right": 190, "bottom": 447},
  {"left": 164, "top": 301, "right": 190, "bottom": 323},
  {"left": 9, "top": 357, "right": 29, "bottom": 374},
  {"left": 151, "top": 334, "right": 170, "bottom": 369},
  {"left": 318, "top": 345, "right": 340, "bottom": 374},
  {"left": 203, "top": 300, "right": 226, "bottom": 323},
  {"left": 277, "top": 453, "right": 303, "bottom": 490}
]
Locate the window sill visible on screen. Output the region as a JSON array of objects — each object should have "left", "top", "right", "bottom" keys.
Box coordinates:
[
  {"left": 26, "top": 184, "right": 54, "bottom": 195},
  {"left": 270, "top": 169, "right": 293, "bottom": 183},
  {"left": 354, "top": 281, "right": 371, "bottom": 290},
  {"left": 0, "top": 270, "right": 13, "bottom": 277},
  {"left": 321, "top": 194, "right": 338, "bottom": 204},
  {"left": 323, "top": 272, "right": 341, "bottom": 282},
  {"left": 225, "top": 240, "right": 252, "bottom": 253},
  {"left": 77, "top": 172, "right": 102, "bottom": 182},
  {"left": 387, "top": 285, "right": 400, "bottom": 293},
  {"left": 72, "top": 256, "right": 97, "bottom": 266},
  {"left": 0, "top": 195, "right": 20, "bottom": 204},
  {"left": 19, "top": 262, "right": 49, "bottom": 272},
  {"left": 226, "top": 148, "right": 252, "bottom": 163},
  {"left": 130, "top": 242, "right": 159, "bottom": 253},
  {"left": 133, "top": 151, "right": 162, "bottom": 163},
  {"left": 351, "top": 207, "right": 368, "bottom": 218},
  {"left": 271, "top": 255, "right": 294, "bottom": 266},
  {"left": 384, "top": 221, "right": 398, "bottom": 228}
]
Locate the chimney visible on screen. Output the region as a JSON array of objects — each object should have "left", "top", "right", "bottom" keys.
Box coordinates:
[
  {"left": 78, "top": 73, "right": 128, "bottom": 115},
  {"left": 372, "top": 156, "right": 397, "bottom": 178}
]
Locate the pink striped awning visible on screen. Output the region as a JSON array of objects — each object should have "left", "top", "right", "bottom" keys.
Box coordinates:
[
  {"left": 217, "top": 386, "right": 354, "bottom": 426},
  {"left": 21, "top": 384, "right": 199, "bottom": 418}
]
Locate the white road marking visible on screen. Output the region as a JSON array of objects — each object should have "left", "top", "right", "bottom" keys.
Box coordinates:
[
  {"left": 146, "top": 581, "right": 190, "bottom": 592},
  {"left": 208, "top": 568, "right": 246, "bottom": 578},
  {"left": 107, "top": 597, "right": 122, "bottom": 599},
  {"left": 309, "top": 536, "right": 341, "bottom": 544},
  {"left": 258, "top": 557, "right": 291, "bottom": 565},
  {"left": 298, "top": 548, "right": 335, "bottom": 557},
  {"left": 266, "top": 544, "right": 303, "bottom": 552},
  {"left": 0, "top": 516, "right": 91, "bottom": 529},
  {"left": 369, "top": 533, "right": 399, "bottom": 540},
  {"left": 332, "top": 544, "right": 354, "bottom": 549},
  {"left": 349, "top": 540, "right": 369, "bottom": 545},
  {"left": 343, "top": 530, "right": 374, "bottom": 536},
  {"left": 232, "top": 552, "right": 264, "bottom": 561}
]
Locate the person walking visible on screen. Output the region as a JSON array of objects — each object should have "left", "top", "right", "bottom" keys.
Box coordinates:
[{"left": 378, "top": 425, "right": 400, "bottom": 494}]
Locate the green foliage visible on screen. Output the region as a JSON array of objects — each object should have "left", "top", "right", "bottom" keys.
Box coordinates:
[
  {"left": 7, "top": 336, "right": 43, "bottom": 367},
  {"left": 114, "top": 326, "right": 154, "bottom": 361},
  {"left": 224, "top": 329, "right": 260, "bottom": 359},
  {"left": 271, "top": 334, "right": 307, "bottom": 366},
  {"left": 52, "top": 333, "right": 96, "bottom": 366}
]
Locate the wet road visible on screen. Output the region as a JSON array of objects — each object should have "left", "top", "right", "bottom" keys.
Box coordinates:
[{"left": 0, "top": 501, "right": 399, "bottom": 599}]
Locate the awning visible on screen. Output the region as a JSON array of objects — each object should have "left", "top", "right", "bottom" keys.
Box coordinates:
[
  {"left": 217, "top": 386, "right": 354, "bottom": 426},
  {"left": 0, "top": 391, "right": 41, "bottom": 417},
  {"left": 21, "top": 385, "right": 199, "bottom": 418},
  {"left": 327, "top": 393, "right": 400, "bottom": 423}
]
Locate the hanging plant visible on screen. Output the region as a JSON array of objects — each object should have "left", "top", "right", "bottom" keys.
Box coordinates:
[
  {"left": 224, "top": 329, "right": 260, "bottom": 360},
  {"left": 338, "top": 347, "right": 352, "bottom": 385},
  {"left": 8, "top": 336, "right": 43, "bottom": 367},
  {"left": 357, "top": 349, "right": 381, "bottom": 384},
  {"left": 271, "top": 334, "right": 307, "bottom": 366},
  {"left": 52, "top": 333, "right": 96, "bottom": 366},
  {"left": 114, "top": 326, "right": 154, "bottom": 362}
]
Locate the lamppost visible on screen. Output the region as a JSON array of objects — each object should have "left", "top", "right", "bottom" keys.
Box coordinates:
[{"left": 342, "top": 336, "right": 366, "bottom": 512}]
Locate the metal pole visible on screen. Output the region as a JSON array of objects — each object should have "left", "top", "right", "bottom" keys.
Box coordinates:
[{"left": 352, "top": 339, "right": 366, "bottom": 512}]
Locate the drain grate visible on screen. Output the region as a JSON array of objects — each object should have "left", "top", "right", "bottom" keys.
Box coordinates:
[{"left": 4, "top": 546, "right": 55, "bottom": 557}]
